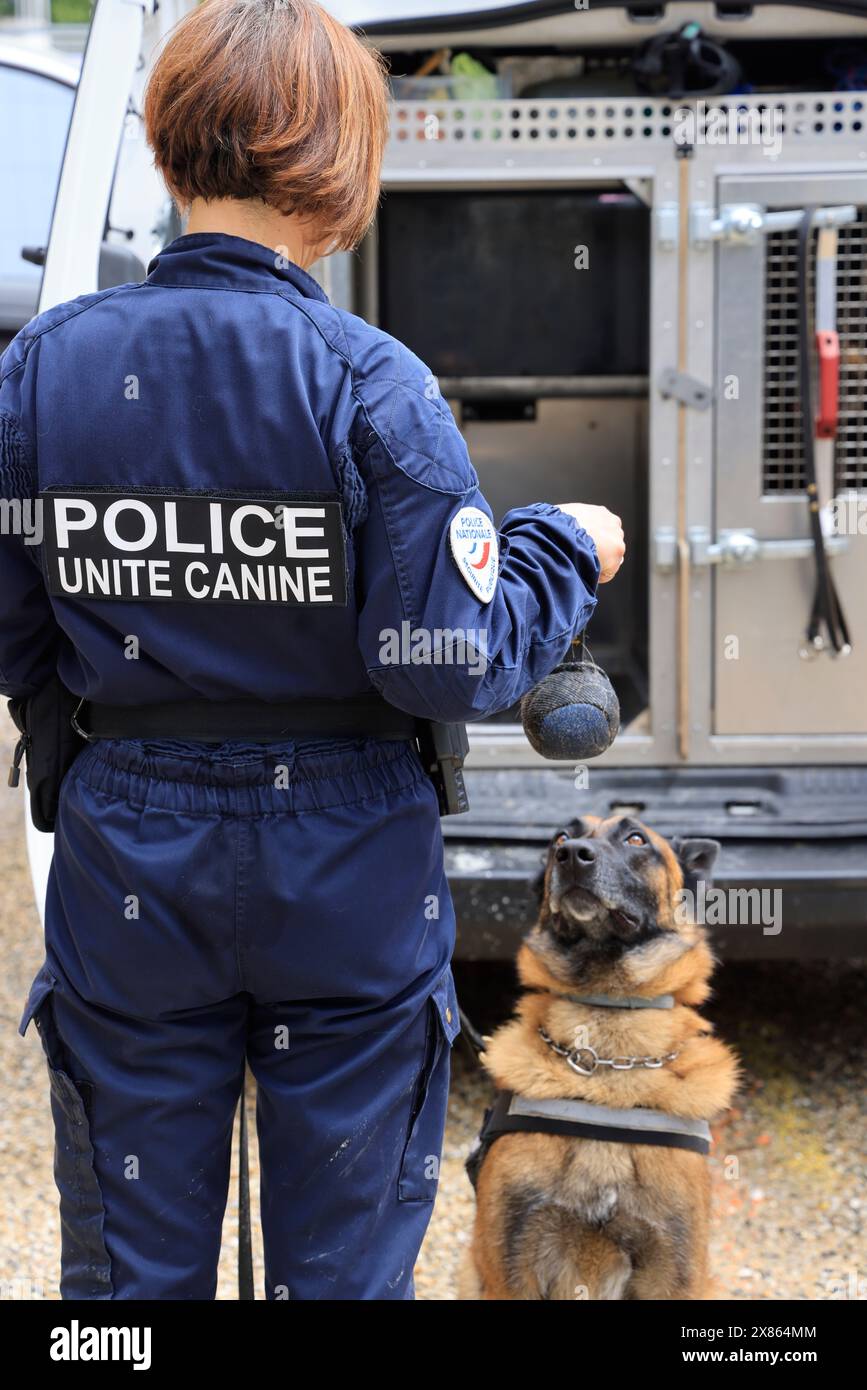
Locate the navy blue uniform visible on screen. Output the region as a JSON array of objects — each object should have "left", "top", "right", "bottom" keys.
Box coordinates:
[{"left": 1, "top": 233, "right": 599, "bottom": 1299}]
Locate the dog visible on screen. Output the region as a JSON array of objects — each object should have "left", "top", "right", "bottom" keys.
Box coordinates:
[{"left": 459, "top": 814, "right": 739, "bottom": 1301}]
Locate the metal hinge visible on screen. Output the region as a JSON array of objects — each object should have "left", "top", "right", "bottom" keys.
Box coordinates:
[
  {"left": 658, "top": 368, "right": 714, "bottom": 410},
  {"left": 655, "top": 203, "right": 679, "bottom": 249}
]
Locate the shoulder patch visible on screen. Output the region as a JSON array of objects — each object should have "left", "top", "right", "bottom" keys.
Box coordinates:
[{"left": 449, "top": 506, "right": 498, "bottom": 604}]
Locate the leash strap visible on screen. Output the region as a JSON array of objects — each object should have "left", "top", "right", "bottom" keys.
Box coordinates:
[
  {"left": 458, "top": 1004, "right": 487, "bottom": 1057},
  {"left": 797, "top": 208, "right": 851, "bottom": 656},
  {"left": 465, "top": 1089, "right": 712, "bottom": 1190},
  {"left": 238, "top": 1070, "right": 254, "bottom": 1300}
]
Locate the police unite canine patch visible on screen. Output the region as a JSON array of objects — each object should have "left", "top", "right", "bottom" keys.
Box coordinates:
[{"left": 39, "top": 490, "right": 348, "bottom": 606}]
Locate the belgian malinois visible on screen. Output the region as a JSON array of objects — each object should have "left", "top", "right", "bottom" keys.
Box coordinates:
[{"left": 460, "top": 815, "right": 739, "bottom": 1301}]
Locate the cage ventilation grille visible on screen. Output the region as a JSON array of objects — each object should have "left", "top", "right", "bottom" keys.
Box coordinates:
[{"left": 762, "top": 213, "right": 867, "bottom": 495}]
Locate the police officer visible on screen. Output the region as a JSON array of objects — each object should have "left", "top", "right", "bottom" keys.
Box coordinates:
[{"left": 0, "top": 0, "right": 625, "bottom": 1300}]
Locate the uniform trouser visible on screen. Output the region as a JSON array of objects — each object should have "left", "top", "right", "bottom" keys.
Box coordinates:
[{"left": 18, "top": 734, "right": 461, "bottom": 1300}]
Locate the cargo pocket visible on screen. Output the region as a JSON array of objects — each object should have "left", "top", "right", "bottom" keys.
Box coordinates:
[
  {"left": 19, "top": 964, "right": 113, "bottom": 1299},
  {"left": 398, "top": 966, "right": 461, "bottom": 1203}
]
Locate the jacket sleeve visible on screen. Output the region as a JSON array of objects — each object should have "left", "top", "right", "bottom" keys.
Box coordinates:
[
  {"left": 0, "top": 341, "right": 60, "bottom": 699},
  {"left": 352, "top": 340, "right": 600, "bottom": 723}
]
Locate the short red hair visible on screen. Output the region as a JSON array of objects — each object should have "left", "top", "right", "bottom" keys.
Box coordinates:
[{"left": 144, "top": 0, "right": 389, "bottom": 250}]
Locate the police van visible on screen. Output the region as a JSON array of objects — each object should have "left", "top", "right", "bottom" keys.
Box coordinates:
[{"left": 16, "top": 0, "right": 867, "bottom": 957}]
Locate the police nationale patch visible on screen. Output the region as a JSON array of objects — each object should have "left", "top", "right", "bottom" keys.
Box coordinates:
[
  {"left": 449, "top": 506, "right": 498, "bottom": 604},
  {"left": 39, "top": 490, "right": 347, "bottom": 606}
]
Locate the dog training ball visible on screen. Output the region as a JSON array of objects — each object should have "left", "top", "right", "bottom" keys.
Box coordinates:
[{"left": 521, "top": 665, "right": 621, "bottom": 760}]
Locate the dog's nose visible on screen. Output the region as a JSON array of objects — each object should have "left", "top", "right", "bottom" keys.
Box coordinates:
[{"left": 555, "top": 839, "right": 597, "bottom": 869}]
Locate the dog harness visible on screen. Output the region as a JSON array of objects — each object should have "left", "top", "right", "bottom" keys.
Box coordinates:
[
  {"left": 465, "top": 1090, "right": 712, "bottom": 1189},
  {"left": 465, "top": 989, "right": 712, "bottom": 1190}
]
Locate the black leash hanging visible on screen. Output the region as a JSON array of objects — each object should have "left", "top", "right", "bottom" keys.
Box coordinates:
[
  {"left": 238, "top": 1067, "right": 254, "bottom": 1300},
  {"left": 458, "top": 1003, "right": 486, "bottom": 1060},
  {"left": 796, "top": 208, "right": 852, "bottom": 657}
]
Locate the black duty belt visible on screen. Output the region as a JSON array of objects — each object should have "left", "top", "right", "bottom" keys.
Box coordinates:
[
  {"left": 465, "top": 1089, "right": 712, "bottom": 1190},
  {"left": 69, "top": 695, "right": 470, "bottom": 816},
  {"left": 73, "top": 694, "right": 419, "bottom": 743}
]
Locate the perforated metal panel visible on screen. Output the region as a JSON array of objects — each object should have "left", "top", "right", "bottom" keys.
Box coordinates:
[
  {"left": 762, "top": 212, "right": 867, "bottom": 494},
  {"left": 388, "top": 94, "right": 867, "bottom": 151}
]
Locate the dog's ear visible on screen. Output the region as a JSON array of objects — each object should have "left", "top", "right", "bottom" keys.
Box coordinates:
[{"left": 673, "top": 837, "right": 720, "bottom": 887}]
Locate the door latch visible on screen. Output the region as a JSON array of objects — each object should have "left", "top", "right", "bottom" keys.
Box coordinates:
[
  {"left": 653, "top": 527, "right": 849, "bottom": 571},
  {"left": 691, "top": 202, "right": 858, "bottom": 248},
  {"left": 689, "top": 527, "right": 849, "bottom": 566}
]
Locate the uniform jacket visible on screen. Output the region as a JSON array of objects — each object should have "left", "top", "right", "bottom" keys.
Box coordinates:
[{"left": 0, "top": 232, "right": 599, "bottom": 722}]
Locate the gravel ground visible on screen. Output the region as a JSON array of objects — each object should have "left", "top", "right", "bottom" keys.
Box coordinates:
[{"left": 1, "top": 719, "right": 863, "bottom": 1301}]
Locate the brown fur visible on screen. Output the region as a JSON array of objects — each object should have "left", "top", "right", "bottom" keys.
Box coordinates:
[{"left": 460, "top": 815, "right": 740, "bottom": 1301}]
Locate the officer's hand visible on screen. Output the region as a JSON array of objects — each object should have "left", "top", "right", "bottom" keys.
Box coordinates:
[{"left": 557, "top": 503, "right": 626, "bottom": 583}]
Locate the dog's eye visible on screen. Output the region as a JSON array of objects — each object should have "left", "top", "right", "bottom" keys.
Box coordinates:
[
  {"left": 624, "top": 831, "right": 646, "bottom": 847},
  {"left": 554, "top": 831, "right": 569, "bottom": 846}
]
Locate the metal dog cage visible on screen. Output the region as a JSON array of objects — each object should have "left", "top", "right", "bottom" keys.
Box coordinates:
[{"left": 317, "top": 91, "right": 867, "bottom": 769}]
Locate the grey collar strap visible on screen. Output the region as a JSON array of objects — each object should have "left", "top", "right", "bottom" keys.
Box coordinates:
[{"left": 565, "top": 992, "right": 676, "bottom": 1010}]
